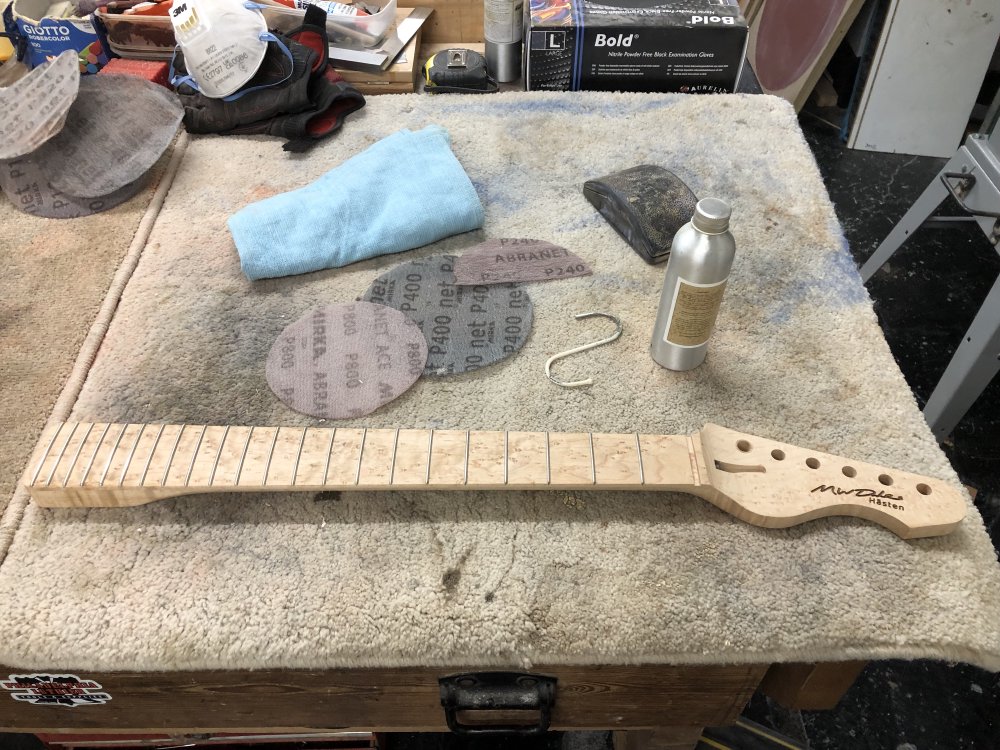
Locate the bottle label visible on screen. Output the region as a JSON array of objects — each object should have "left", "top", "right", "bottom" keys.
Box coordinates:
[{"left": 663, "top": 276, "right": 728, "bottom": 347}]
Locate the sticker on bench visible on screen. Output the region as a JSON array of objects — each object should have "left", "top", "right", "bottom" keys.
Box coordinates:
[{"left": 1, "top": 674, "right": 111, "bottom": 706}]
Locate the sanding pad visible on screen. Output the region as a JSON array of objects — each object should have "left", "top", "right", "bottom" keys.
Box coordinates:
[
  {"left": 584, "top": 165, "right": 698, "bottom": 264},
  {"left": 452, "top": 239, "right": 592, "bottom": 285},
  {"left": 0, "top": 155, "right": 146, "bottom": 219},
  {"left": 31, "top": 75, "right": 182, "bottom": 199},
  {"left": 362, "top": 255, "right": 533, "bottom": 377},
  {"left": 266, "top": 302, "right": 428, "bottom": 419},
  {"left": 0, "top": 51, "right": 79, "bottom": 161}
]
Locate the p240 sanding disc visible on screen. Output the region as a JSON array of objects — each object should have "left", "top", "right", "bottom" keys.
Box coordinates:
[
  {"left": 266, "top": 302, "right": 428, "bottom": 419},
  {"left": 361, "top": 255, "right": 533, "bottom": 377}
]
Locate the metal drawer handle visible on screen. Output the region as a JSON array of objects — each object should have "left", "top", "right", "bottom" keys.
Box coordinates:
[{"left": 438, "top": 671, "right": 557, "bottom": 735}]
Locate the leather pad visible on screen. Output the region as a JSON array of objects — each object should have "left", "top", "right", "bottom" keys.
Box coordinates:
[{"left": 583, "top": 164, "right": 698, "bottom": 264}]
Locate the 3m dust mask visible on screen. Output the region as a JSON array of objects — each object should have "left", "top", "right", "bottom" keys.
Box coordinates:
[{"left": 169, "top": 0, "right": 290, "bottom": 99}]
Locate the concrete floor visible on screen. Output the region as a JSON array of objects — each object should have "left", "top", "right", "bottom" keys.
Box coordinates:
[{"left": 736, "top": 113, "right": 1000, "bottom": 750}]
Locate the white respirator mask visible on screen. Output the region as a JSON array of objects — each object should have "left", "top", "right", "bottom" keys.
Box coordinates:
[{"left": 169, "top": 0, "right": 291, "bottom": 99}]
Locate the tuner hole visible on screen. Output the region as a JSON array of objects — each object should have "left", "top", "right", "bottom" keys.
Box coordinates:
[
  {"left": 842, "top": 466, "right": 857, "bottom": 478},
  {"left": 806, "top": 457, "right": 820, "bottom": 469},
  {"left": 916, "top": 483, "right": 932, "bottom": 495},
  {"left": 878, "top": 474, "right": 894, "bottom": 486},
  {"left": 771, "top": 449, "right": 785, "bottom": 461},
  {"left": 736, "top": 439, "right": 752, "bottom": 452}
]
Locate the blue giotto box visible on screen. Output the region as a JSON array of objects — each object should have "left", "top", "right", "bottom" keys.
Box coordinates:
[{"left": 3, "top": 0, "right": 107, "bottom": 72}]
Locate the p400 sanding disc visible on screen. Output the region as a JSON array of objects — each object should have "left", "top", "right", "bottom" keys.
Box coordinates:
[{"left": 361, "top": 255, "right": 533, "bottom": 377}]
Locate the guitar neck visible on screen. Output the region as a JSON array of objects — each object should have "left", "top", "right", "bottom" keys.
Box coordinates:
[
  {"left": 23, "top": 421, "right": 969, "bottom": 539},
  {"left": 25, "top": 423, "right": 702, "bottom": 507}
]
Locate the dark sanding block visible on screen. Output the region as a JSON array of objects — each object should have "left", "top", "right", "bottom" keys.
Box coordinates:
[{"left": 583, "top": 165, "right": 698, "bottom": 264}]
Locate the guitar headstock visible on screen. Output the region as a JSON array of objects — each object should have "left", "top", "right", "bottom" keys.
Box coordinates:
[{"left": 693, "top": 424, "right": 968, "bottom": 539}]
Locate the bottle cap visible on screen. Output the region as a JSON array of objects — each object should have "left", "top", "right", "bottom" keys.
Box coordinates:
[
  {"left": 692, "top": 197, "right": 731, "bottom": 234},
  {"left": 485, "top": 40, "right": 522, "bottom": 84}
]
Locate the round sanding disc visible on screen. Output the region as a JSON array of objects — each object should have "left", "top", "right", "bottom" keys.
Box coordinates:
[
  {"left": 0, "top": 154, "right": 146, "bottom": 219},
  {"left": 31, "top": 74, "right": 182, "bottom": 199},
  {"left": 361, "top": 255, "right": 533, "bottom": 377},
  {"left": 0, "top": 50, "right": 79, "bottom": 161},
  {"left": 266, "top": 302, "right": 428, "bottom": 419}
]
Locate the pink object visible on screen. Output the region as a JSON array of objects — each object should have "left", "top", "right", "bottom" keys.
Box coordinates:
[
  {"left": 97, "top": 58, "right": 171, "bottom": 88},
  {"left": 753, "top": 0, "right": 850, "bottom": 92}
]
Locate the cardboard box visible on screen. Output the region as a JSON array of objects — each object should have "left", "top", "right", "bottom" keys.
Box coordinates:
[
  {"left": 3, "top": 0, "right": 107, "bottom": 71},
  {"left": 336, "top": 14, "right": 423, "bottom": 95},
  {"left": 525, "top": 0, "right": 747, "bottom": 93}
]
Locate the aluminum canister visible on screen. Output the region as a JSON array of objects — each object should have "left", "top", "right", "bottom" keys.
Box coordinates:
[
  {"left": 484, "top": 0, "right": 523, "bottom": 82},
  {"left": 650, "top": 197, "right": 735, "bottom": 371}
]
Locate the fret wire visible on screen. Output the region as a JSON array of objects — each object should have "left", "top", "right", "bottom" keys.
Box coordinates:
[
  {"left": 321, "top": 428, "right": 337, "bottom": 485},
  {"left": 261, "top": 428, "right": 280, "bottom": 486},
  {"left": 98, "top": 423, "right": 129, "bottom": 487},
  {"left": 388, "top": 428, "right": 400, "bottom": 484},
  {"left": 30, "top": 422, "right": 67, "bottom": 486},
  {"left": 207, "top": 425, "right": 231, "bottom": 486},
  {"left": 45, "top": 422, "right": 80, "bottom": 487},
  {"left": 635, "top": 433, "right": 645, "bottom": 485},
  {"left": 503, "top": 431, "right": 508, "bottom": 485},
  {"left": 425, "top": 429, "right": 434, "bottom": 485},
  {"left": 233, "top": 426, "right": 254, "bottom": 485},
  {"left": 117, "top": 423, "right": 148, "bottom": 487},
  {"left": 183, "top": 425, "right": 208, "bottom": 487},
  {"left": 545, "top": 432, "right": 551, "bottom": 485},
  {"left": 588, "top": 432, "right": 596, "bottom": 485},
  {"left": 80, "top": 423, "right": 112, "bottom": 487},
  {"left": 290, "top": 427, "right": 307, "bottom": 486},
  {"left": 137, "top": 424, "right": 165, "bottom": 487},
  {"left": 60, "top": 422, "right": 95, "bottom": 488},
  {"left": 355, "top": 428, "right": 367, "bottom": 485},
  {"left": 160, "top": 425, "right": 185, "bottom": 487},
  {"left": 463, "top": 430, "right": 470, "bottom": 485}
]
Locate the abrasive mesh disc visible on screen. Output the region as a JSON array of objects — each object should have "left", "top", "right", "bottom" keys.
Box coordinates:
[
  {"left": 266, "top": 302, "right": 428, "bottom": 419},
  {"left": 361, "top": 255, "right": 533, "bottom": 377},
  {"left": 0, "top": 155, "right": 146, "bottom": 219},
  {"left": 31, "top": 74, "right": 182, "bottom": 199}
]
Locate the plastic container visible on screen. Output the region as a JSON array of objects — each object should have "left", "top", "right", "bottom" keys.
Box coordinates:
[
  {"left": 95, "top": 0, "right": 396, "bottom": 60},
  {"left": 262, "top": 0, "right": 397, "bottom": 48},
  {"left": 95, "top": 9, "right": 174, "bottom": 59}
]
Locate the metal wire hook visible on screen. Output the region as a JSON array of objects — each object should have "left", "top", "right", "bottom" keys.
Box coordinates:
[{"left": 545, "top": 312, "right": 624, "bottom": 388}]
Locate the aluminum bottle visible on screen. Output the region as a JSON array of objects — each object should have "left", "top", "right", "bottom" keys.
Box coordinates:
[{"left": 650, "top": 197, "right": 735, "bottom": 371}]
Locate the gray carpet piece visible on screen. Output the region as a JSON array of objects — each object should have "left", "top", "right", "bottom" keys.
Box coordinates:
[{"left": 1, "top": 93, "right": 999, "bottom": 673}]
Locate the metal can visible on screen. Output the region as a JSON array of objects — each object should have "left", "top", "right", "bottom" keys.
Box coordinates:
[{"left": 650, "top": 197, "right": 735, "bottom": 371}]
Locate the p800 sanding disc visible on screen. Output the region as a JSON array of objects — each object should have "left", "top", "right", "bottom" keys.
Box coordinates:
[
  {"left": 361, "top": 255, "right": 533, "bottom": 377},
  {"left": 266, "top": 302, "right": 428, "bottom": 419}
]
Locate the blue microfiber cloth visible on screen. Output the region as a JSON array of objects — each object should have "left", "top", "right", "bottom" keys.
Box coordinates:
[{"left": 228, "top": 125, "right": 485, "bottom": 280}]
